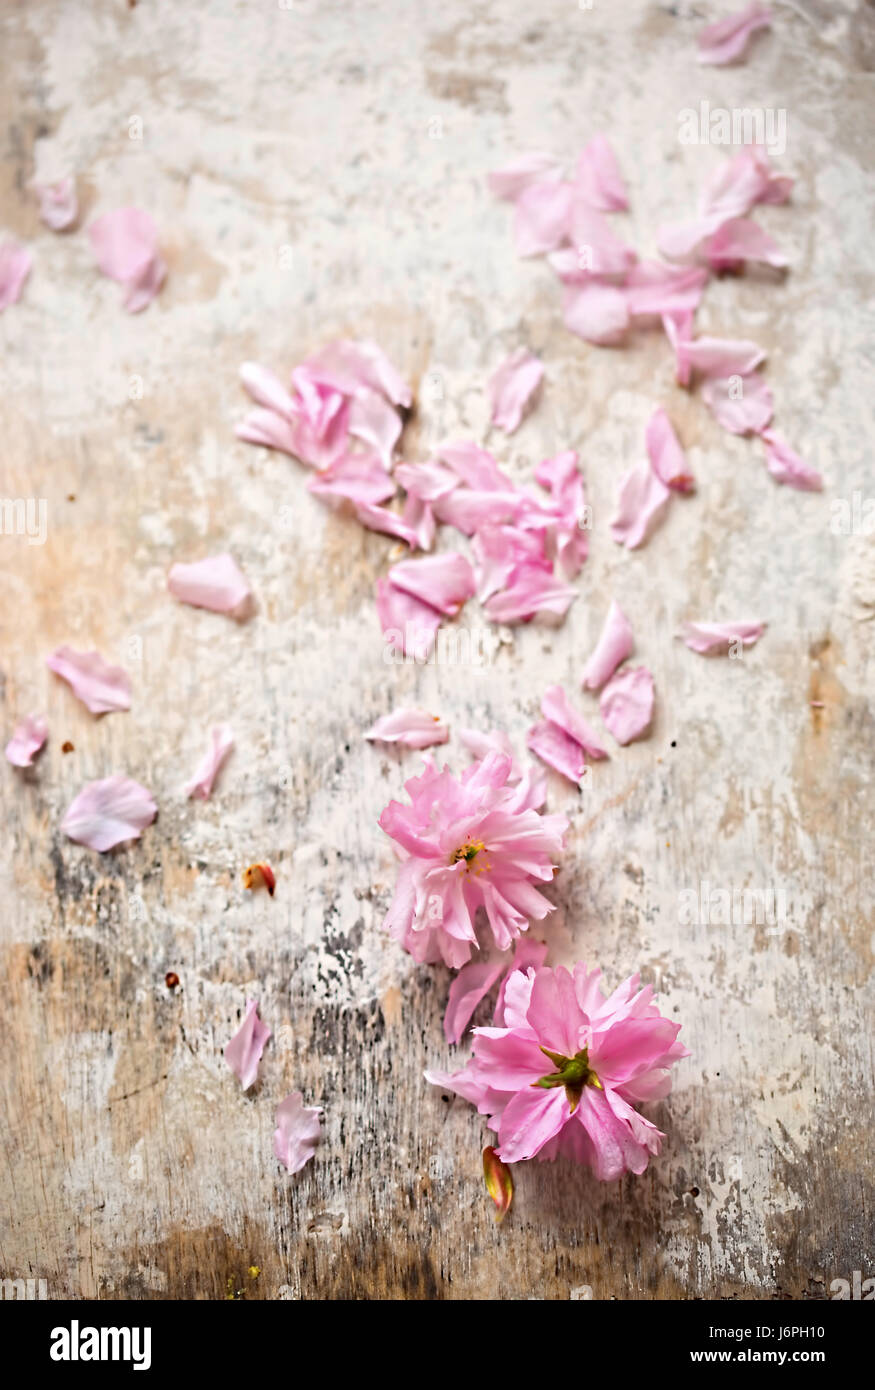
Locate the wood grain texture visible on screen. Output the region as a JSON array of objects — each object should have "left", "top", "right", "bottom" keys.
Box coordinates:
[{"left": 1, "top": 0, "right": 873, "bottom": 1300}]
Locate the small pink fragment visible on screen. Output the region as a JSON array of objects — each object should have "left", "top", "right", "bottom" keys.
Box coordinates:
[
  {"left": 0, "top": 241, "right": 32, "bottom": 310},
  {"left": 46, "top": 645, "right": 132, "bottom": 715},
  {"left": 488, "top": 152, "right": 564, "bottom": 201},
  {"left": 375, "top": 577, "right": 443, "bottom": 661},
  {"left": 364, "top": 709, "right": 449, "bottom": 749},
  {"left": 168, "top": 554, "right": 253, "bottom": 617},
  {"left": 526, "top": 719, "right": 586, "bottom": 784},
  {"left": 61, "top": 775, "right": 157, "bottom": 851},
  {"left": 274, "top": 1091, "right": 323, "bottom": 1174},
  {"left": 761, "top": 429, "right": 823, "bottom": 491},
  {"left": 573, "top": 134, "right": 628, "bottom": 212},
  {"left": 488, "top": 349, "right": 544, "bottom": 435},
  {"left": 581, "top": 600, "right": 634, "bottom": 691},
  {"left": 702, "top": 371, "right": 773, "bottom": 435},
  {"left": 678, "top": 620, "right": 766, "bottom": 654},
  {"left": 5, "top": 714, "right": 48, "bottom": 768},
  {"left": 185, "top": 723, "right": 234, "bottom": 799},
  {"left": 388, "top": 552, "right": 475, "bottom": 618},
  {"left": 541, "top": 685, "right": 608, "bottom": 760},
  {"left": 698, "top": 2, "right": 772, "bottom": 67},
  {"left": 610, "top": 460, "right": 672, "bottom": 549},
  {"left": 645, "top": 407, "right": 695, "bottom": 493},
  {"left": 600, "top": 667, "right": 655, "bottom": 746},
  {"left": 513, "top": 180, "right": 572, "bottom": 257},
  {"left": 89, "top": 208, "right": 166, "bottom": 312},
  {"left": 444, "top": 957, "right": 508, "bottom": 1045},
  {"left": 35, "top": 177, "right": 78, "bottom": 232},
  {"left": 224, "top": 999, "right": 271, "bottom": 1090}
]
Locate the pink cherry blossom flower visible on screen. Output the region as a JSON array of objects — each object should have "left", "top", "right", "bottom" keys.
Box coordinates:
[
  {"left": 274, "top": 1091, "right": 322, "bottom": 1174},
  {"left": 380, "top": 751, "right": 568, "bottom": 968},
  {"left": 5, "top": 714, "right": 48, "bottom": 767},
  {"left": 427, "top": 961, "right": 688, "bottom": 1175},
  {"left": 224, "top": 999, "right": 271, "bottom": 1089}
]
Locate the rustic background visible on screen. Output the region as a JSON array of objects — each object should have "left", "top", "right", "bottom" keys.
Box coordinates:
[{"left": 1, "top": 0, "right": 873, "bottom": 1300}]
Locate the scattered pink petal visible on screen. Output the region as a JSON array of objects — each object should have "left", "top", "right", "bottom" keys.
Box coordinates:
[
  {"left": 239, "top": 361, "right": 297, "bottom": 417},
  {"left": 302, "top": 338, "right": 412, "bottom": 409},
  {"left": 437, "top": 441, "right": 515, "bottom": 492},
  {"left": 388, "top": 552, "right": 475, "bottom": 618},
  {"left": 761, "top": 428, "right": 823, "bottom": 491},
  {"left": 168, "top": 554, "right": 253, "bottom": 617},
  {"left": 600, "top": 667, "right": 655, "bottom": 746},
  {"left": 581, "top": 600, "right": 634, "bottom": 691},
  {"left": 5, "top": 714, "right": 48, "bottom": 768},
  {"left": 662, "top": 310, "right": 695, "bottom": 386},
  {"left": 541, "top": 684, "right": 608, "bottom": 760},
  {"left": 698, "top": 2, "right": 772, "bottom": 66},
  {"left": 472, "top": 525, "right": 549, "bottom": 602},
  {"left": 701, "top": 146, "right": 792, "bottom": 220},
  {"left": 375, "top": 576, "right": 443, "bottom": 661},
  {"left": 526, "top": 719, "right": 586, "bottom": 784},
  {"left": 625, "top": 262, "right": 708, "bottom": 318},
  {"left": 352, "top": 501, "right": 420, "bottom": 547},
  {"left": 513, "top": 180, "right": 573, "bottom": 257},
  {"left": 568, "top": 201, "right": 637, "bottom": 278},
  {"left": 61, "top": 776, "right": 157, "bottom": 851},
  {"left": 347, "top": 387, "right": 403, "bottom": 469},
  {"left": 288, "top": 366, "right": 351, "bottom": 467},
  {"left": 488, "top": 349, "right": 544, "bottom": 435},
  {"left": 432, "top": 487, "right": 525, "bottom": 536},
  {"left": 185, "top": 723, "right": 234, "bottom": 799},
  {"left": 645, "top": 407, "right": 695, "bottom": 493},
  {"left": 307, "top": 451, "right": 395, "bottom": 507},
  {"left": 0, "top": 240, "right": 32, "bottom": 310},
  {"left": 235, "top": 407, "right": 302, "bottom": 458},
  {"left": 532, "top": 450, "right": 589, "bottom": 578},
  {"left": 562, "top": 281, "right": 629, "bottom": 345},
  {"left": 488, "top": 152, "right": 564, "bottom": 201},
  {"left": 395, "top": 459, "right": 459, "bottom": 503},
  {"left": 399, "top": 493, "right": 436, "bottom": 550},
  {"left": 35, "top": 177, "right": 78, "bottom": 232},
  {"left": 458, "top": 728, "right": 520, "bottom": 778},
  {"left": 702, "top": 371, "right": 774, "bottom": 435},
  {"left": 484, "top": 567, "right": 577, "bottom": 625},
  {"left": 678, "top": 335, "right": 766, "bottom": 381},
  {"left": 364, "top": 709, "right": 449, "bottom": 749},
  {"left": 678, "top": 620, "right": 766, "bottom": 654},
  {"left": 46, "top": 646, "right": 132, "bottom": 715},
  {"left": 610, "top": 460, "right": 672, "bottom": 549},
  {"left": 88, "top": 208, "right": 166, "bottom": 312},
  {"left": 444, "top": 957, "right": 508, "bottom": 1045},
  {"left": 573, "top": 134, "right": 628, "bottom": 212},
  {"left": 273, "top": 1091, "right": 323, "bottom": 1174},
  {"left": 224, "top": 999, "right": 271, "bottom": 1090},
  {"left": 705, "top": 217, "right": 788, "bottom": 272}
]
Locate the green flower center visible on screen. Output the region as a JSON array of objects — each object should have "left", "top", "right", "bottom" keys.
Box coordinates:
[
  {"left": 532, "top": 1045, "right": 602, "bottom": 1113},
  {"left": 451, "top": 838, "right": 485, "bottom": 866}
]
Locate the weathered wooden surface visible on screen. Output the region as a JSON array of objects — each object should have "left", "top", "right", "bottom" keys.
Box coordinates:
[{"left": 1, "top": 0, "right": 873, "bottom": 1300}]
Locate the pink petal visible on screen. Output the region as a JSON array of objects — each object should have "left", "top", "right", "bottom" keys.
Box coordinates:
[
  {"left": 645, "top": 407, "right": 695, "bottom": 492},
  {"left": 444, "top": 957, "right": 508, "bottom": 1045},
  {"left": 185, "top": 723, "right": 234, "bottom": 799},
  {"left": 472, "top": 525, "right": 549, "bottom": 602},
  {"left": 399, "top": 493, "right": 436, "bottom": 550},
  {"left": 761, "top": 428, "right": 823, "bottom": 491},
  {"left": 395, "top": 460, "right": 459, "bottom": 503},
  {"left": 662, "top": 311, "right": 694, "bottom": 386},
  {"left": 678, "top": 620, "right": 766, "bottom": 654},
  {"left": 35, "top": 177, "right": 78, "bottom": 232},
  {"left": 600, "top": 667, "right": 655, "bottom": 745},
  {"left": 364, "top": 709, "right": 449, "bottom": 749},
  {"left": 273, "top": 1091, "right": 323, "bottom": 1174},
  {"left": 541, "top": 684, "right": 608, "bottom": 759},
  {"left": 625, "top": 262, "right": 708, "bottom": 318},
  {"left": 388, "top": 552, "right": 475, "bottom": 618},
  {"left": 610, "top": 460, "right": 672, "bottom": 549},
  {"left": 705, "top": 216, "right": 787, "bottom": 271},
  {"left": 513, "top": 180, "right": 573, "bottom": 257},
  {"left": 568, "top": 200, "right": 636, "bottom": 278},
  {"left": 89, "top": 208, "right": 164, "bottom": 311},
  {"left": 239, "top": 361, "right": 297, "bottom": 417},
  {"left": 0, "top": 241, "right": 32, "bottom": 310},
  {"left": 573, "top": 134, "right": 628, "bottom": 212},
  {"left": 488, "top": 152, "right": 564, "bottom": 201},
  {"left": 168, "top": 554, "right": 253, "bottom": 617},
  {"left": 302, "top": 338, "right": 412, "bottom": 408},
  {"left": 581, "top": 600, "right": 634, "bottom": 691},
  {"left": 494, "top": 938, "right": 549, "bottom": 1026},
  {"left": 484, "top": 567, "right": 577, "bottom": 625},
  {"left": 224, "top": 999, "right": 271, "bottom": 1089},
  {"left": 433, "top": 488, "right": 525, "bottom": 537},
  {"left": 488, "top": 349, "right": 544, "bottom": 435},
  {"left": 458, "top": 727, "right": 520, "bottom": 777},
  {"left": 347, "top": 387, "right": 402, "bottom": 469},
  {"left": 700, "top": 145, "right": 791, "bottom": 220},
  {"left": 235, "top": 407, "right": 302, "bottom": 458},
  {"left": 375, "top": 577, "right": 443, "bottom": 660},
  {"left": 437, "top": 441, "right": 515, "bottom": 492},
  {"left": 351, "top": 501, "right": 420, "bottom": 547},
  {"left": 561, "top": 282, "right": 629, "bottom": 346},
  {"left": 679, "top": 335, "right": 766, "bottom": 380},
  {"left": 46, "top": 645, "right": 132, "bottom": 715},
  {"left": 698, "top": 2, "right": 772, "bottom": 66},
  {"left": 61, "top": 776, "right": 157, "bottom": 851},
  {"left": 307, "top": 451, "right": 396, "bottom": 507},
  {"left": 5, "top": 714, "right": 48, "bottom": 767},
  {"left": 702, "top": 371, "right": 773, "bottom": 435},
  {"left": 496, "top": 1084, "right": 569, "bottom": 1163},
  {"left": 526, "top": 719, "right": 586, "bottom": 784},
  {"left": 657, "top": 216, "right": 722, "bottom": 263}
]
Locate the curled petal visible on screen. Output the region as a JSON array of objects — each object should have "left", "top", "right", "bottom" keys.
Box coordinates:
[
  {"left": 581, "top": 600, "right": 634, "bottom": 691},
  {"left": 483, "top": 1146, "right": 514, "bottom": 1223},
  {"left": 705, "top": 217, "right": 787, "bottom": 272},
  {"left": 376, "top": 577, "right": 443, "bottom": 661},
  {"left": 89, "top": 208, "right": 165, "bottom": 311},
  {"left": 185, "top": 723, "right": 234, "bottom": 799},
  {"left": 761, "top": 428, "right": 823, "bottom": 491},
  {"left": 702, "top": 371, "right": 773, "bottom": 435},
  {"left": 541, "top": 684, "right": 608, "bottom": 760},
  {"left": 513, "top": 180, "right": 573, "bottom": 257},
  {"left": 364, "top": 708, "right": 449, "bottom": 749},
  {"left": 224, "top": 999, "right": 271, "bottom": 1090},
  {"left": 168, "top": 553, "right": 253, "bottom": 617},
  {"left": 679, "top": 335, "right": 766, "bottom": 381},
  {"left": 243, "top": 862, "right": 276, "bottom": 896},
  {"left": 0, "top": 241, "right": 33, "bottom": 310},
  {"left": 239, "top": 361, "right": 297, "bottom": 417},
  {"left": 698, "top": 2, "right": 772, "bottom": 66},
  {"left": 526, "top": 718, "right": 586, "bottom": 784},
  {"left": 303, "top": 338, "right": 411, "bottom": 409},
  {"left": 307, "top": 451, "right": 396, "bottom": 507},
  {"left": 46, "top": 645, "right": 132, "bottom": 715},
  {"left": 274, "top": 1091, "right": 323, "bottom": 1174},
  {"left": 444, "top": 958, "right": 508, "bottom": 1045},
  {"left": 61, "top": 776, "right": 157, "bottom": 851},
  {"left": 678, "top": 620, "right": 766, "bottom": 654},
  {"left": 35, "top": 177, "right": 78, "bottom": 232},
  {"left": 600, "top": 667, "right": 655, "bottom": 746},
  {"left": 388, "top": 552, "right": 475, "bottom": 618},
  {"left": 484, "top": 567, "right": 577, "bottom": 625},
  {"left": 573, "top": 134, "right": 628, "bottom": 212},
  {"left": 488, "top": 349, "right": 544, "bottom": 435},
  {"left": 488, "top": 152, "right": 563, "bottom": 201},
  {"left": 645, "top": 407, "right": 695, "bottom": 493},
  {"left": 610, "top": 460, "right": 671, "bottom": 550},
  {"left": 5, "top": 714, "right": 48, "bottom": 767}
]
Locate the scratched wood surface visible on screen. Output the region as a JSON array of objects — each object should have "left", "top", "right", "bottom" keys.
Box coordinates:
[{"left": 1, "top": 0, "right": 873, "bottom": 1301}]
